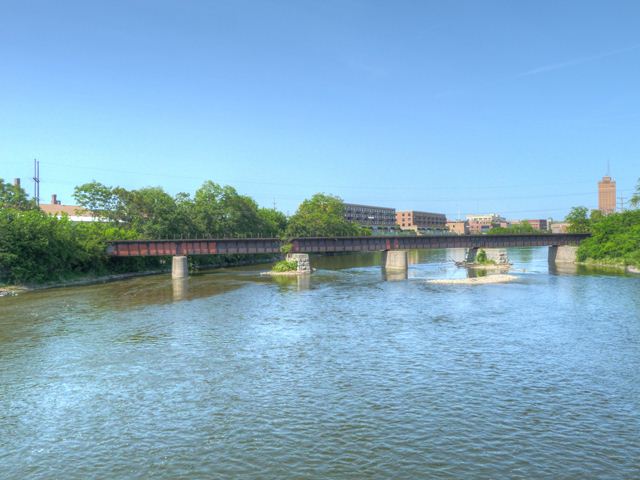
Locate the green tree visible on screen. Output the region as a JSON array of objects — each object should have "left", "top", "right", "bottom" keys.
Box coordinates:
[
  {"left": 285, "top": 193, "right": 367, "bottom": 237},
  {"left": 191, "top": 181, "right": 269, "bottom": 237},
  {"left": 488, "top": 221, "right": 537, "bottom": 235},
  {"left": 258, "top": 208, "right": 288, "bottom": 237},
  {"left": 174, "top": 192, "right": 198, "bottom": 237},
  {"left": 0, "top": 178, "right": 37, "bottom": 211},
  {"left": 116, "top": 187, "right": 181, "bottom": 238},
  {"left": 73, "top": 181, "right": 121, "bottom": 221},
  {"left": 565, "top": 206, "right": 591, "bottom": 233}
]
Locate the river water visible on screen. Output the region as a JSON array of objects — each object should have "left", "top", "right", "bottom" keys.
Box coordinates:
[{"left": 1, "top": 248, "right": 639, "bottom": 479}]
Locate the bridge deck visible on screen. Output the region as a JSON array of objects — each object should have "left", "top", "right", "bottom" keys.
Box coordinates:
[{"left": 106, "top": 234, "right": 589, "bottom": 257}]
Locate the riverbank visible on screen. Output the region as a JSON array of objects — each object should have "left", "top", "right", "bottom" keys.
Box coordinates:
[
  {"left": 0, "top": 270, "right": 167, "bottom": 295},
  {"left": 428, "top": 274, "right": 518, "bottom": 285},
  {"left": 0, "top": 255, "right": 279, "bottom": 296}
]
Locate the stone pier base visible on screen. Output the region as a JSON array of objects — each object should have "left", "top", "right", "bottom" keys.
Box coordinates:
[
  {"left": 465, "top": 247, "right": 478, "bottom": 263},
  {"left": 172, "top": 256, "right": 189, "bottom": 279},
  {"left": 548, "top": 245, "right": 578, "bottom": 264},
  {"left": 286, "top": 253, "right": 312, "bottom": 273},
  {"left": 383, "top": 250, "right": 408, "bottom": 271}
]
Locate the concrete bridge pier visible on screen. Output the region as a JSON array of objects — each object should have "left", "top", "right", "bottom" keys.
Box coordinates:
[
  {"left": 172, "top": 278, "right": 189, "bottom": 301},
  {"left": 172, "top": 256, "right": 189, "bottom": 279},
  {"left": 383, "top": 250, "right": 408, "bottom": 272},
  {"left": 465, "top": 247, "right": 479, "bottom": 263},
  {"left": 548, "top": 245, "right": 578, "bottom": 265}
]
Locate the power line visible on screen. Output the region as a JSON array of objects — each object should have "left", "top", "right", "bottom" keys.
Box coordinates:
[
  {"left": 33, "top": 160, "right": 598, "bottom": 192},
  {"left": 37, "top": 173, "right": 637, "bottom": 207},
  {"left": 32, "top": 159, "right": 40, "bottom": 206}
]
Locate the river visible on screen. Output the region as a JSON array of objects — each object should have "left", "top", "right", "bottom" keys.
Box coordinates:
[{"left": 1, "top": 247, "right": 639, "bottom": 479}]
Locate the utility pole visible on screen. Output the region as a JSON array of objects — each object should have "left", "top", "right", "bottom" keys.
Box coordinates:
[
  {"left": 33, "top": 158, "right": 40, "bottom": 206},
  {"left": 618, "top": 196, "right": 626, "bottom": 212}
]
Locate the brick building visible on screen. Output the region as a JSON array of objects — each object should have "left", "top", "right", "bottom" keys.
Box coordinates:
[
  {"left": 466, "top": 213, "right": 507, "bottom": 234},
  {"left": 396, "top": 210, "right": 447, "bottom": 233},
  {"left": 446, "top": 220, "right": 469, "bottom": 235},
  {"left": 598, "top": 176, "right": 616, "bottom": 214}
]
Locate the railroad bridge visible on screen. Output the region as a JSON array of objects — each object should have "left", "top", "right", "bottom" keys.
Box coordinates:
[{"left": 107, "top": 233, "right": 589, "bottom": 278}]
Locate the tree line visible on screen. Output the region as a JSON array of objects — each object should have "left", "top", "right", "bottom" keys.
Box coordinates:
[{"left": 0, "top": 179, "right": 366, "bottom": 284}]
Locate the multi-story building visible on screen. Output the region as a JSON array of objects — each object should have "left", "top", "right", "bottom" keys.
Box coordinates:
[
  {"left": 550, "top": 222, "right": 569, "bottom": 234},
  {"left": 598, "top": 176, "right": 616, "bottom": 214},
  {"left": 446, "top": 220, "right": 469, "bottom": 235},
  {"left": 343, "top": 203, "right": 396, "bottom": 229},
  {"left": 396, "top": 210, "right": 447, "bottom": 233},
  {"left": 466, "top": 213, "right": 507, "bottom": 234}
]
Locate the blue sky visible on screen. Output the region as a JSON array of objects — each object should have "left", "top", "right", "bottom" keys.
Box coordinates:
[{"left": 1, "top": 0, "right": 639, "bottom": 219}]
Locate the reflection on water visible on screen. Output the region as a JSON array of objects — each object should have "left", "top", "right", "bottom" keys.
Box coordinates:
[
  {"left": 467, "top": 268, "right": 488, "bottom": 277},
  {"left": 172, "top": 278, "right": 189, "bottom": 301},
  {"left": 549, "top": 262, "right": 629, "bottom": 277},
  {"left": 549, "top": 262, "right": 580, "bottom": 276},
  {"left": 382, "top": 269, "right": 408, "bottom": 281},
  {"left": 270, "top": 273, "right": 311, "bottom": 291},
  {"left": 1, "top": 247, "right": 640, "bottom": 479}
]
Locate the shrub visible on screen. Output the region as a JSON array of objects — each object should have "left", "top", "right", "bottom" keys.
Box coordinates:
[
  {"left": 272, "top": 260, "right": 298, "bottom": 272},
  {"left": 475, "top": 249, "right": 496, "bottom": 265}
]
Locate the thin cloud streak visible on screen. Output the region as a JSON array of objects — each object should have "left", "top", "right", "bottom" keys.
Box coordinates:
[
  {"left": 516, "top": 43, "right": 640, "bottom": 78},
  {"left": 434, "top": 43, "right": 640, "bottom": 98}
]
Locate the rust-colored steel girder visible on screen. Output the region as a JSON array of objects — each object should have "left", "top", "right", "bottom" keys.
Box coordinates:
[{"left": 106, "top": 234, "right": 590, "bottom": 257}]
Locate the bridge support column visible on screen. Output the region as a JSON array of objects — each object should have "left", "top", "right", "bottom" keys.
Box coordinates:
[
  {"left": 286, "top": 253, "right": 312, "bottom": 273},
  {"left": 172, "top": 256, "right": 189, "bottom": 279},
  {"left": 172, "top": 278, "right": 189, "bottom": 301},
  {"left": 465, "top": 247, "right": 478, "bottom": 263},
  {"left": 383, "top": 250, "right": 408, "bottom": 271},
  {"left": 548, "top": 245, "right": 578, "bottom": 265}
]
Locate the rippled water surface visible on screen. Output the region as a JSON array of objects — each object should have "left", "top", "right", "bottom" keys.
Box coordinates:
[{"left": 2, "top": 248, "right": 640, "bottom": 479}]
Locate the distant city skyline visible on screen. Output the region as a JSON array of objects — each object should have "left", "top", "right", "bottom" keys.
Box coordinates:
[{"left": 2, "top": 1, "right": 639, "bottom": 219}]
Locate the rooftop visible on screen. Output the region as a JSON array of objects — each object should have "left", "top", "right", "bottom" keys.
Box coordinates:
[{"left": 40, "top": 203, "right": 92, "bottom": 218}]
